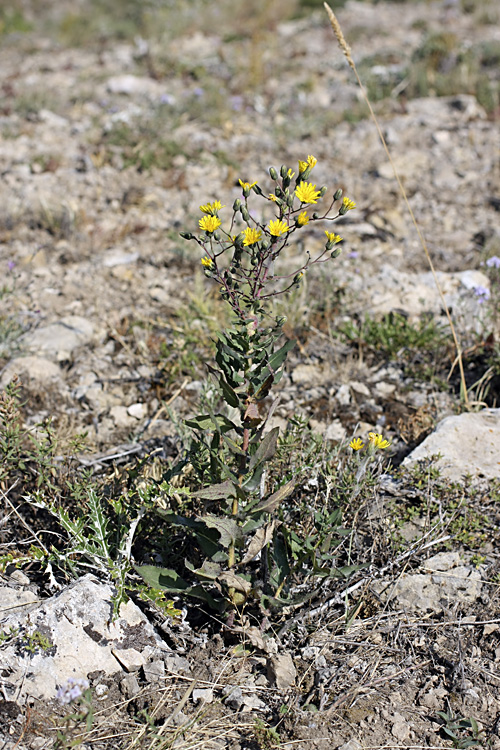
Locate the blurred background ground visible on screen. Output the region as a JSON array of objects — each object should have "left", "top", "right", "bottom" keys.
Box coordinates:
[{"left": 0, "top": 0, "right": 500, "bottom": 748}]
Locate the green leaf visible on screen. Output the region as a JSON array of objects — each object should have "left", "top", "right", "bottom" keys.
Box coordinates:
[
  {"left": 266, "top": 339, "right": 295, "bottom": 376},
  {"left": 270, "top": 534, "right": 290, "bottom": 589},
  {"left": 185, "top": 414, "right": 238, "bottom": 433},
  {"left": 218, "top": 377, "right": 240, "bottom": 408},
  {"left": 185, "top": 559, "right": 221, "bottom": 580},
  {"left": 194, "top": 480, "right": 236, "bottom": 500},
  {"left": 248, "top": 427, "right": 279, "bottom": 471},
  {"left": 134, "top": 565, "right": 226, "bottom": 611},
  {"left": 199, "top": 514, "right": 243, "bottom": 548},
  {"left": 242, "top": 461, "right": 266, "bottom": 492},
  {"left": 155, "top": 511, "right": 226, "bottom": 560},
  {"left": 134, "top": 565, "right": 190, "bottom": 592},
  {"left": 221, "top": 434, "right": 247, "bottom": 457},
  {"left": 250, "top": 479, "right": 296, "bottom": 514}
]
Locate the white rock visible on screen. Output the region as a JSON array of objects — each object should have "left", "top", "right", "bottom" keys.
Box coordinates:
[
  {"left": 111, "top": 647, "right": 146, "bottom": 672},
  {"left": 0, "top": 586, "right": 39, "bottom": 613},
  {"left": 0, "top": 575, "right": 170, "bottom": 702},
  {"left": 21, "top": 316, "right": 94, "bottom": 360},
  {"left": 106, "top": 75, "right": 163, "bottom": 96},
  {"left": 325, "top": 419, "right": 346, "bottom": 442},
  {"left": 372, "top": 554, "right": 482, "bottom": 614},
  {"left": 403, "top": 409, "right": 500, "bottom": 481},
  {"left": 335, "top": 384, "right": 351, "bottom": 405},
  {"left": 192, "top": 688, "right": 214, "bottom": 704},
  {"left": 127, "top": 402, "right": 147, "bottom": 419},
  {"left": 266, "top": 652, "right": 296, "bottom": 689},
  {"left": 291, "top": 363, "right": 324, "bottom": 386},
  {"left": 0, "top": 356, "right": 63, "bottom": 388}
]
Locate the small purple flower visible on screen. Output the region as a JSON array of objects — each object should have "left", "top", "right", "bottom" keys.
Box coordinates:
[
  {"left": 160, "top": 93, "right": 175, "bottom": 105},
  {"left": 348, "top": 251, "right": 359, "bottom": 259},
  {"left": 230, "top": 95, "right": 243, "bottom": 112},
  {"left": 193, "top": 87, "right": 204, "bottom": 98},
  {"left": 7, "top": 261, "right": 15, "bottom": 271},
  {"left": 486, "top": 255, "right": 500, "bottom": 269},
  {"left": 56, "top": 677, "right": 89, "bottom": 705},
  {"left": 473, "top": 285, "right": 490, "bottom": 303}
]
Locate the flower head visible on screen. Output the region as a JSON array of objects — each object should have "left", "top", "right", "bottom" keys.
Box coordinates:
[
  {"left": 199, "top": 200, "right": 224, "bottom": 215},
  {"left": 268, "top": 219, "right": 290, "bottom": 237},
  {"left": 242, "top": 227, "right": 262, "bottom": 246},
  {"left": 57, "top": 678, "right": 89, "bottom": 705},
  {"left": 297, "top": 211, "right": 309, "bottom": 226},
  {"left": 368, "top": 432, "right": 391, "bottom": 450},
  {"left": 339, "top": 197, "right": 356, "bottom": 215},
  {"left": 325, "top": 231, "right": 342, "bottom": 244},
  {"left": 349, "top": 437, "right": 364, "bottom": 451},
  {"left": 486, "top": 255, "right": 500, "bottom": 269},
  {"left": 201, "top": 256, "right": 214, "bottom": 268},
  {"left": 474, "top": 285, "right": 490, "bottom": 303},
  {"left": 298, "top": 155, "right": 317, "bottom": 174},
  {"left": 295, "top": 181, "right": 321, "bottom": 205},
  {"left": 287, "top": 168, "right": 295, "bottom": 179},
  {"left": 239, "top": 179, "right": 257, "bottom": 197},
  {"left": 199, "top": 215, "right": 221, "bottom": 233},
  {"left": 268, "top": 194, "right": 278, "bottom": 202}
]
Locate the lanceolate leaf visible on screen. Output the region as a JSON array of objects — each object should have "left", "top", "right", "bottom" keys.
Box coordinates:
[
  {"left": 194, "top": 480, "right": 236, "bottom": 500},
  {"left": 250, "top": 479, "right": 296, "bottom": 514},
  {"left": 134, "top": 565, "right": 225, "bottom": 611},
  {"left": 248, "top": 427, "right": 279, "bottom": 471},
  {"left": 240, "top": 521, "right": 277, "bottom": 564},
  {"left": 185, "top": 414, "right": 238, "bottom": 433},
  {"left": 265, "top": 339, "right": 296, "bottom": 376}
]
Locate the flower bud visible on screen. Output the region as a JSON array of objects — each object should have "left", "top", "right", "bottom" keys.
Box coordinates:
[
  {"left": 312, "top": 213, "right": 318, "bottom": 219},
  {"left": 280, "top": 165, "right": 288, "bottom": 179},
  {"left": 180, "top": 232, "right": 193, "bottom": 240},
  {"left": 330, "top": 247, "right": 342, "bottom": 258},
  {"left": 275, "top": 186, "right": 283, "bottom": 197},
  {"left": 269, "top": 167, "right": 278, "bottom": 180},
  {"left": 286, "top": 194, "right": 294, "bottom": 208},
  {"left": 276, "top": 315, "right": 287, "bottom": 326},
  {"left": 261, "top": 239, "right": 271, "bottom": 251},
  {"left": 241, "top": 206, "right": 250, "bottom": 223},
  {"left": 334, "top": 188, "right": 343, "bottom": 201},
  {"left": 233, "top": 198, "right": 241, "bottom": 211},
  {"left": 319, "top": 186, "right": 328, "bottom": 197}
]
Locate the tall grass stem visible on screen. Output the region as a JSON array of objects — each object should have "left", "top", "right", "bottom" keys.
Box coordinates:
[{"left": 324, "top": 2, "right": 469, "bottom": 406}]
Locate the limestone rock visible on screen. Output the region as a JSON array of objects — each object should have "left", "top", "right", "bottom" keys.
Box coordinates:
[
  {"left": 404, "top": 409, "right": 500, "bottom": 481},
  {"left": 0, "top": 575, "right": 171, "bottom": 703}
]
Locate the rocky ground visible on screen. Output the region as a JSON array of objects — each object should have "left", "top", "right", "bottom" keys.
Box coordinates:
[{"left": 1, "top": 0, "right": 500, "bottom": 748}]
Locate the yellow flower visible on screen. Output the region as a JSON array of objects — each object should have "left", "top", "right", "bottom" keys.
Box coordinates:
[
  {"left": 325, "top": 231, "right": 342, "bottom": 243},
  {"left": 342, "top": 197, "right": 356, "bottom": 211},
  {"left": 295, "top": 181, "right": 321, "bottom": 204},
  {"left": 268, "top": 194, "right": 278, "bottom": 202},
  {"left": 287, "top": 168, "right": 295, "bottom": 179},
  {"left": 239, "top": 179, "right": 257, "bottom": 191},
  {"left": 242, "top": 227, "right": 262, "bottom": 246},
  {"left": 199, "top": 200, "right": 224, "bottom": 215},
  {"left": 268, "top": 219, "right": 290, "bottom": 237},
  {"left": 201, "top": 256, "right": 213, "bottom": 268},
  {"left": 368, "top": 432, "right": 391, "bottom": 450},
  {"left": 199, "top": 215, "right": 221, "bottom": 233},
  {"left": 298, "top": 155, "right": 317, "bottom": 173},
  {"left": 349, "top": 438, "right": 364, "bottom": 451},
  {"left": 297, "top": 211, "right": 309, "bottom": 226}
]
